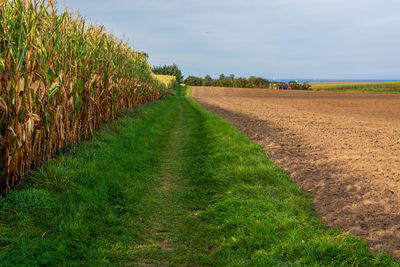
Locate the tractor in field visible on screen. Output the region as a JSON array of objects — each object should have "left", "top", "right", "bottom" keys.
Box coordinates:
[{"left": 278, "top": 82, "right": 291, "bottom": 90}]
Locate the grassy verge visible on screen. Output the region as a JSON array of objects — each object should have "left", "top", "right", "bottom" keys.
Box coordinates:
[
  {"left": 310, "top": 82, "right": 400, "bottom": 93},
  {"left": 0, "top": 85, "right": 397, "bottom": 266},
  {"left": 0, "top": 96, "right": 180, "bottom": 265}
]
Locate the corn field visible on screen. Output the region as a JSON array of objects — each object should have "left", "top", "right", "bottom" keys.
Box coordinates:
[
  {"left": 154, "top": 74, "right": 176, "bottom": 92},
  {"left": 0, "top": 0, "right": 168, "bottom": 192}
]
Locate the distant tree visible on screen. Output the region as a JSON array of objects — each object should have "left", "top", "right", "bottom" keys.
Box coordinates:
[
  {"left": 216, "top": 73, "right": 233, "bottom": 87},
  {"left": 233, "top": 77, "right": 248, "bottom": 88},
  {"left": 248, "top": 76, "right": 269, "bottom": 88},
  {"left": 152, "top": 63, "right": 183, "bottom": 83},
  {"left": 184, "top": 76, "right": 203, "bottom": 86},
  {"left": 203, "top": 75, "right": 213, "bottom": 86}
]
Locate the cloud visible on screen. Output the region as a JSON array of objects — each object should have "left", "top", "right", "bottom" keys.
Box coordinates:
[{"left": 62, "top": 0, "right": 400, "bottom": 79}]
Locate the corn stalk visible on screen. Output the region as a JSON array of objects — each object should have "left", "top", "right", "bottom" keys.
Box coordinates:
[{"left": 0, "top": 0, "right": 168, "bottom": 192}]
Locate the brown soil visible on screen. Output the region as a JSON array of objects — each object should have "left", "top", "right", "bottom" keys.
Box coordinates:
[{"left": 191, "top": 86, "right": 400, "bottom": 259}]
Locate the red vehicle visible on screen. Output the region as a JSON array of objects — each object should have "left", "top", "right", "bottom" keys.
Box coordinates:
[{"left": 278, "top": 82, "right": 291, "bottom": 90}]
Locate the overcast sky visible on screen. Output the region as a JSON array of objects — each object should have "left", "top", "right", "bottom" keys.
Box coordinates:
[{"left": 63, "top": 0, "right": 400, "bottom": 80}]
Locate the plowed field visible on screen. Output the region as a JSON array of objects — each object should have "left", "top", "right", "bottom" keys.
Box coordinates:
[{"left": 191, "top": 86, "right": 400, "bottom": 258}]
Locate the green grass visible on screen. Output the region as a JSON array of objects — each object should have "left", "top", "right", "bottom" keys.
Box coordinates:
[
  {"left": 0, "top": 96, "right": 179, "bottom": 265},
  {"left": 0, "top": 85, "right": 397, "bottom": 266},
  {"left": 311, "top": 82, "right": 400, "bottom": 94}
]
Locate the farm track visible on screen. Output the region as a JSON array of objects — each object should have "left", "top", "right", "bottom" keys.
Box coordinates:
[
  {"left": 191, "top": 86, "right": 400, "bottom": 259},
  {"left": 130, "top": 102, "right": 185, "bottom": 265},
  {"left": 129, "top": 98, "right": 202, "bottom": 266}
]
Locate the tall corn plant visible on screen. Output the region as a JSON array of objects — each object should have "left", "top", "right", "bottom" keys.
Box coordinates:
[{"left": 0, "top": 0, "right": 168, "bottom": 192}]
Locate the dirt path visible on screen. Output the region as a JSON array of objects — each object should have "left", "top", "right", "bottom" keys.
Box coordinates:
[
  {"left": 130, "top": 101, "right": 189, "bottom": 266},
  {"left": 191, "top": 86, "right": 400, "bottom": 258}
]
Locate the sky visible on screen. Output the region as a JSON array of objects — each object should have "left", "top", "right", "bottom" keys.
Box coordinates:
[{"left": 62, "top": 0, "right": 400, "bottom": 80}]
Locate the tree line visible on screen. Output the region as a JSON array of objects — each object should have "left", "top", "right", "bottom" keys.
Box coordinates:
[
  {"left": 152, "top": 64, "right": 311, "bottom": 90},
  {"left": 184, "top": 74, "right": 271, "bottom": 88}
]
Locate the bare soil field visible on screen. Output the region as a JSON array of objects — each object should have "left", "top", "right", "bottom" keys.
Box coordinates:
[{"left": 191, "top": 86, "right": 400, "bottom": 258}]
